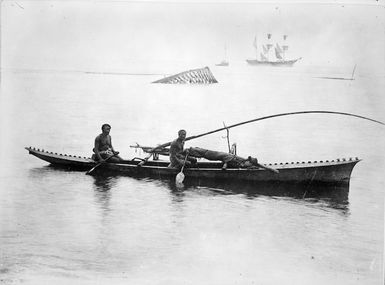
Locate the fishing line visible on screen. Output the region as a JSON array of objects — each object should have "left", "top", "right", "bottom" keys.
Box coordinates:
[
  {"left": 138, "top": 110, "right": 384, "bottom": 158},
  {"left": 185, "top": 110, "right": 385, "bottom": 142}
]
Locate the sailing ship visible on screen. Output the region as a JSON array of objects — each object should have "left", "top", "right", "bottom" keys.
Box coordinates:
[
  {"left": 246, "top": 34, "right": 301, "bottom": 66},
  {"left": 216, "top": 44, "right": 229, "bottom": 66}
]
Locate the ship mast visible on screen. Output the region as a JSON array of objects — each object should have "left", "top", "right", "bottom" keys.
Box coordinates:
[
  {"left": 266, "top": 33, "right": 273, "bottom": 61},
  {"left": 253, "top": 36, "right": 258, "bottom": 60},
  {"left": 282, "top": 35, "right": 289, "bottom": 61}
]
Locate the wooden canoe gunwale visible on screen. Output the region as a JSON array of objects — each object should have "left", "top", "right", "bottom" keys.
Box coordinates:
[{"left": 25, "top": 147, "right": 360, "bottom": 185}]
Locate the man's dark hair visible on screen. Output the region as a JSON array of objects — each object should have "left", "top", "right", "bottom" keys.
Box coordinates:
[
  {"left": 248, "top": 156, "right": 259, "bottom": 166},
  {"left": 101, "top": 124, "right": 111, "bottom": 130},
  {"left": 178, "top": 129, "right": 186, "bottom": 135}
]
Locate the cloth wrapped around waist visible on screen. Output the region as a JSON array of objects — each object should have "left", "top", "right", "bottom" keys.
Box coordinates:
[
  {"left": 100, "top": 149, "right": 113, "bottom": 156},
  {"left": 92, "top": 148, "right": 114, "bottom": 160}
]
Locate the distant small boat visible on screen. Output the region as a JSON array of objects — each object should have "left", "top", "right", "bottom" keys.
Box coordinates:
[
  {"left": 216, "top": 44, "right": 229, "bottom": 66},
  {"left": 216, "top": 60, "right": 229, "bottom": 67},
  {"left": 246, "top": 34, "right": 301, "bottom": 67}
]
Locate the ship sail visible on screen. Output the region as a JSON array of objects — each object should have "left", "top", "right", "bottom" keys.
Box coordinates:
[
  {"left": 275, "top": 47, "right": 283, "bottom": 60},
  {"left": 282, "top": 35, "right": 289, "bottom": 60},
  {"left": 260, "top": 53, "right": 268, "bottom": 61},
  {"left": 253, "top": 36, "right": 258, "bottom": 50},
  {"left": 253, "top": 36, "right": 258, "bottom": 59},
  {"left": 282, "top": 35, "right": 289, "bottom": 51},
  {"left": 262, "top": 45, "right": 268, "bottom": 54},
  {"left": 266, "top": 33, "right": 273, "bottom": 50},
  {"left": 276, "top": 43, "right": 283, "bottom": 53}
]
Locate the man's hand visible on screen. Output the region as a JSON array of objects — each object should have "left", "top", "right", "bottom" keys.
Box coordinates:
[
  {"left": 189, "top": 157, "right": 197, "bottom": 164},
  {"left": 246, "top": 166, "right": 259, "bottom": 169},
  {"left": 113, "top": 151, "right": 120, "bottom": 155}
]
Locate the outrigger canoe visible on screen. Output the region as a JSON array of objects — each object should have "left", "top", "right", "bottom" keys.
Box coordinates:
[{"left": 25, "top": 147, "right": 360, "bottom": 185}]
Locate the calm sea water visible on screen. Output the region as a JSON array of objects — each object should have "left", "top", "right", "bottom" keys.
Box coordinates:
[{"left": 1, "top": 63, "right": 384, "bottom": 284}]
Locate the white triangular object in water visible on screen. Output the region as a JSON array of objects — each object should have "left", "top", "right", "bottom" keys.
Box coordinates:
[
  {"left": 153, "top": 67, "right": 218, "bottom": 84},
  {"left": 176, "top": 172, "right": 185, "bottom": 184}
]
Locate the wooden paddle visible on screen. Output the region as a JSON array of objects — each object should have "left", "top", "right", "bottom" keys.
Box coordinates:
[
  {"left": 175, "top": 152, "right": 189, "bottom": 184},
  {"left": 86, "top": 153, "right": 116, "bottom": 175}
]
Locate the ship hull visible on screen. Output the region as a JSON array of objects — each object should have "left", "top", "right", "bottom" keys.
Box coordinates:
[{"left": 246, "top": 58, "right": 301, "bottom": 67}]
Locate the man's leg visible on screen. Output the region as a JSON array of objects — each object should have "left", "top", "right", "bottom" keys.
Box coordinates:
[{"left": 109, "top": 156, "right": 123, "bottom": 163}]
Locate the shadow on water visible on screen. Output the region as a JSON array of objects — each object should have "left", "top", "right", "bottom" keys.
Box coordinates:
[
  {"left": 92, "top": 174, "right": 118, "bottom": 192},
  {"left": 91, "top": 175, "right": 119, "bottom": 215},
  {"left": 163, "top": 177, "right": 350, "bottom": 212},
  {"left": 28, "top": 166, "right": 350, "bottom": 212},
  {"left": 28, "top": 166, "right": 119, "bottom": 215}
]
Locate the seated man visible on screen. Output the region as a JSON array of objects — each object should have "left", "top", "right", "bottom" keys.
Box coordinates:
[
  {"left": 92, "top": 124, "right": 123, "bottom": 163},
  {"left": 187, "top": 147, "right": 278, "bottom": 173},
  {"left": 169, "top": 129, "right": 197, "bottom": 168}
]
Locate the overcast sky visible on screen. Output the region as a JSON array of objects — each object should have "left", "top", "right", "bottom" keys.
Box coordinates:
[{"left": 1, "top": 1, "right": 384, "bottom": 73}]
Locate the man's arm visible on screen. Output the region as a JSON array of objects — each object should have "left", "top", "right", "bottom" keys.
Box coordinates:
[
  {"left": 109, "top": 136, "right": 118, "bottom": 154},
  {"left": 176, "top": 153, "right": 185, "bottom": 160},
  {"left": 170, "top": 141, "right": 186, "bottom": 165},
  {"left": 176, "top": 142, "right": 187, "bottom": 159},
  {"left": 94, "top": 137, "right": 104, "bottom": 161},
  {"left": 169, "top": 141, "right": 178, "bottom": 159}
]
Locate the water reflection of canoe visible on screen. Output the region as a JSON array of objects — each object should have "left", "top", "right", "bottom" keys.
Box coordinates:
[
  {"left": 26, "top": 147, "right": 360, "bottom": 185},
  {"left": 88, "top": 174, "right": 350, "bottom": 210},
  {"left": 181, "top": 178, "right": 350, "bottom": 204}
]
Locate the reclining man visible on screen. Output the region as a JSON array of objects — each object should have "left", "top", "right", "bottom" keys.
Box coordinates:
[{"left": 187, "top": 147, "right": 279, "bottom": 173}]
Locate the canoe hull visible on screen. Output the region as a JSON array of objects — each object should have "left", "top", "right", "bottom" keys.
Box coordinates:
[
  {"left": 105, "top": 159, "right": 358, "bottom": 185},
  {"left": 25, "top": 147, "right": 360, "bottom": 185}
]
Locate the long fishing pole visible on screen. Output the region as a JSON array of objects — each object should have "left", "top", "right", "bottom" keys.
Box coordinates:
[
  {"left": 137, "top": 110, "right": 384, "bottom": 163},
  {"left": 184, "top": 110, "right": 384, "bottom": 142}
]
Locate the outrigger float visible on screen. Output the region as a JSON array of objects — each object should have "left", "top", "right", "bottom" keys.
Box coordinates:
[{"left": 25, "top": 147, "right": 360, "bottom": 185}]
